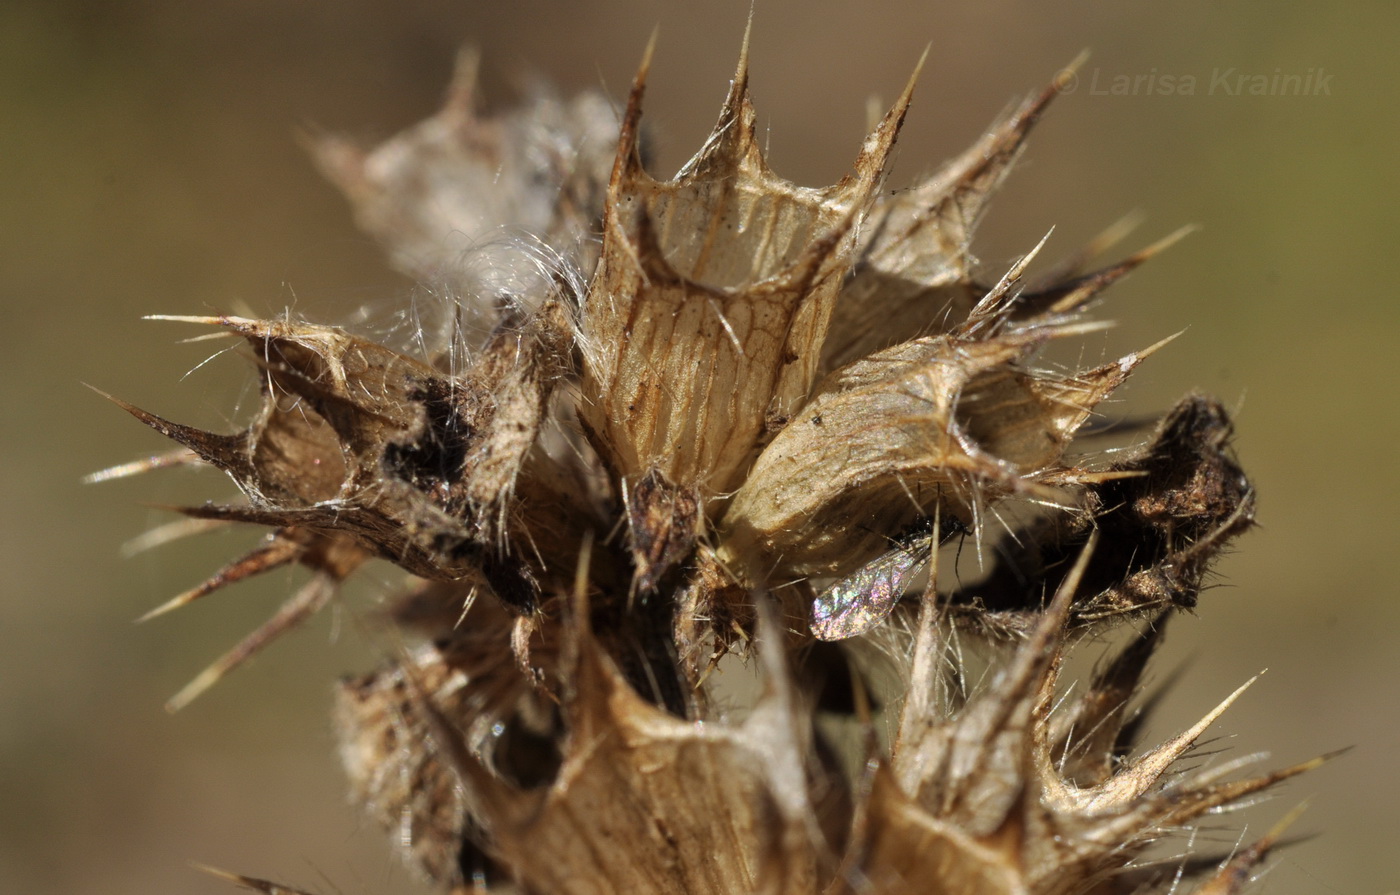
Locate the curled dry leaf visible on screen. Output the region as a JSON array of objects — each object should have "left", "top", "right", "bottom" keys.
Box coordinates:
[{"left": 95, "top": 30, "right": 1328, "bottom": 895}]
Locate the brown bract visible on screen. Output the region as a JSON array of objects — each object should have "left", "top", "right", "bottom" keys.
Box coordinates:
[
  {"left": 577, "top": 40, "right": 915, "bottom": 508},
  {"left": 719, "top": 289, "right": 1141, "bottom": 581}
]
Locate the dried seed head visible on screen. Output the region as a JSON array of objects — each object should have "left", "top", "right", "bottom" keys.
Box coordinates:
[{"left": 96, "top": 34, "right": 1323, "bottom": 895}]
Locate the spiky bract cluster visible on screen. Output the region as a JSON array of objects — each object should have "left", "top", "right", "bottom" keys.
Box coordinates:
[{"left": 99, "top": 37, "right": 1316, "bottom": 895}]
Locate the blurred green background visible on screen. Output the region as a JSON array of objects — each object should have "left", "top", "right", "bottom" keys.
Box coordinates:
[{"left": 3, "top": 1, "right": 1396, "bottom": 893}]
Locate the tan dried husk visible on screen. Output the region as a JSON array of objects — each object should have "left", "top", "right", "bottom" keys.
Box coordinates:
[{"left": 98, "top": 34, "right": 1327, "bottom": 895}]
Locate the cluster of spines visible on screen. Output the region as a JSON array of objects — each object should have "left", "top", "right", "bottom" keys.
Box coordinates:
[{"left": 91, "top": 30, "right": 1326, "bottom": 895}]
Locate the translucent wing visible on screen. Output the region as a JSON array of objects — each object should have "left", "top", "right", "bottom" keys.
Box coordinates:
[{"left": 811, "top": 537, "right": 933, "bottom": 641}]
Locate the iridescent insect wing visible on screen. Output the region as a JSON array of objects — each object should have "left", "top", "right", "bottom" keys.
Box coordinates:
[{"left": 811, "top": 539, "right": 932, "bottom": 641}]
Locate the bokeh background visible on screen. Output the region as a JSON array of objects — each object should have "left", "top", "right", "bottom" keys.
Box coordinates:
[{"left": 3, "top": 1, "right": 1396, "bottom": 893}]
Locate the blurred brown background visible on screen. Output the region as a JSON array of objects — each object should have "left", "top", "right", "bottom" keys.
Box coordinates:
[{"left": 3, "top": 1, "right": 1396, "bottom": 893}]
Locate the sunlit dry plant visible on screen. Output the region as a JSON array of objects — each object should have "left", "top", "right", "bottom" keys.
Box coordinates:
[{"left": 95, "top": 28, "right": 1329, "bottom": 895}]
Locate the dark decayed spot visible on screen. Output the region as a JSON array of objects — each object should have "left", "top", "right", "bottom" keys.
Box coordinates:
[
  {"left": 952, "top": 394, "right": 1254, "bottom": 624},
  {"left": 383, "top": 379, "right": 474, "bottom": 512}
]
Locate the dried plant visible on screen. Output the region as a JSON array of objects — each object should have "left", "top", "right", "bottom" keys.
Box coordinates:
[{"left": 96, "top": 31, "right": 1328, "bottom": 895}]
